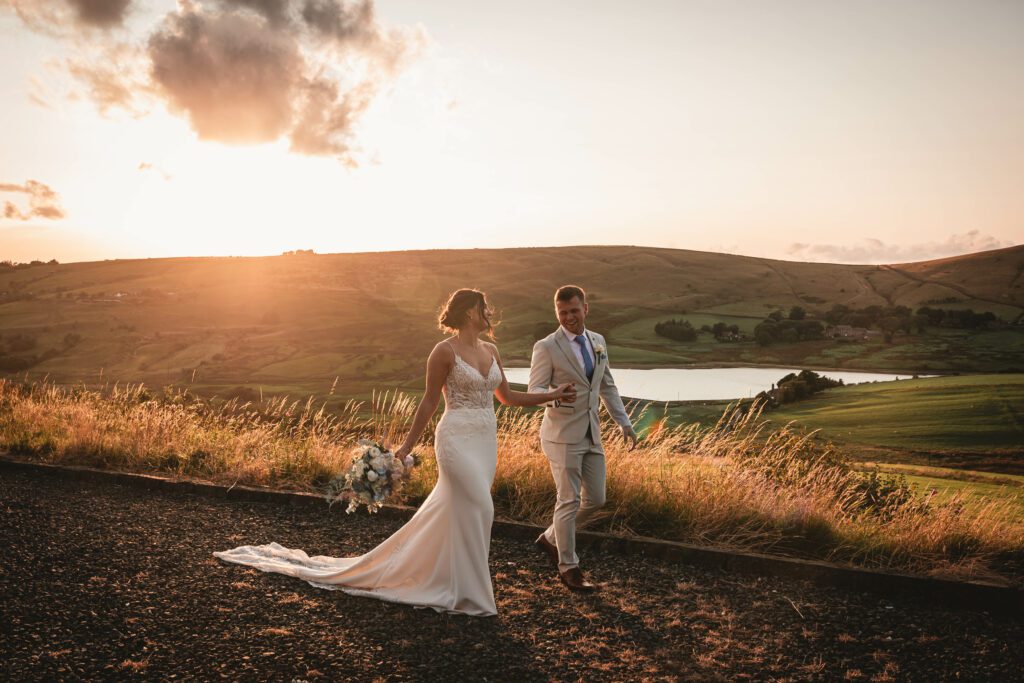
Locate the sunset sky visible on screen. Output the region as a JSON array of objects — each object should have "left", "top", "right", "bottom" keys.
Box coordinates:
[{"left": 2, "top": 0, "right": 1022, "bottom": 264}]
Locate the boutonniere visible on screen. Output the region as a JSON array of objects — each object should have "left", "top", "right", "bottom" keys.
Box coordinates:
[{"left": 593, "top": 343, "right": 606, "bottom": 359}]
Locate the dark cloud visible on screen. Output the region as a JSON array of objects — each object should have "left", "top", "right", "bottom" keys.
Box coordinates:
[
  {"left": 65, "top": 0, "right": 132, "bottom": 27},
  {"left": 1, "top": 0, "right": 132, "bottom": 30},
  {"left": 300, "top": 0, "right": 373, "bottom": 44},
  {"left": 0, "top": 180, "right": 66, "bottom": 221},
  {"left": 141, "top": 1, "right": 421, "bottom": 162},
  {"left": 219, "top": 0, "right": 291, "bottom": 26},
  {"left": 787, "top": 231, "right": 1013, "bottom": 264},
  {"left": 1, "top": 0, "right": 423, "bottom": 164},
  {"left": 148, "top": 9, "right": 304, "bottom": 144},
  {"left": 2, "top": 1, "right": 149, "bottom": 113},
  {"left": 289, "top": 77, "right": 373, "bottom": 162},
  {"left": 301, "top": 0, "right": 423, "bottom": 76}
]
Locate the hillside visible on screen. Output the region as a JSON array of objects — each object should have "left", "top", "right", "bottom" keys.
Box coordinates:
[
  {"left": 1, "top": 245, "right": 1022, "bottom": 402},
  {"left": 767, "top": 374, "right": 1024, "bottom": 469}
]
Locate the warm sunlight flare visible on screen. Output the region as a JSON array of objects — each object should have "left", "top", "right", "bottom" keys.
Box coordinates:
[{"left": 2, "top": 0, "right": 1021, "bottom": 263}]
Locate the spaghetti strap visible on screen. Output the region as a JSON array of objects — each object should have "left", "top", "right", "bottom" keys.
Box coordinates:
[{"left": 446, "top": 339, "right": 496, "bottom": 380}]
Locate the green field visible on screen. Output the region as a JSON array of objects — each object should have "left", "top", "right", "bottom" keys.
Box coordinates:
[
  {"left": 652, "top": 374, "right": 1024, "bottom": 508},
  {"left": 767, "top": 374, "right": 1024, "bottom": 451},
  {"left": 654, "top": 371, "right": 1023, "bottom": 471},
  {"left": 851, "top": 462, "right": 1024, "bottom": 521},
  {"left": 901, "top": 473, "right": 1024, "bottom": 520}
]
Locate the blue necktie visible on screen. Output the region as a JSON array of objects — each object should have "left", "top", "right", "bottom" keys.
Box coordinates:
[{"left": 575, "top": 335, "right": 594, "bottom": 381}]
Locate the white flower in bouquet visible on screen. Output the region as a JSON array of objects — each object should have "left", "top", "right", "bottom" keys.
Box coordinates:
[{"left": 324, "top": 439, "right": 422, "bottom": 514}]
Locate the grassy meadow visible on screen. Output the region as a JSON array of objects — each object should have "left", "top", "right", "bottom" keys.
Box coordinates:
[
  {"left": 859, "top": 463, "right": 1024, "bottom": 521},
  {"left": 655, "top": 373, "right": 1023, "bottom": 460},
  {"left": 767, "top": 374, "right": 1024, "bottom": 465},
  {"left": 3, "top": 246, "right": 1023, "bottom": 582},
  {"left": 1, "top": 246, "right": 1022, "bottom": 407},
  {"left": 2, "top": 378, "right": 1022, "bottom": 585},
  {"left": 658, "top": 374, "right": 1024, "bottom": 521}
]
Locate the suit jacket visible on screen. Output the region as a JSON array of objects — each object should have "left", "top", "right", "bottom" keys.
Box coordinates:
[{"left": 528, "top": 329, "right": 631, "bottom": 447}]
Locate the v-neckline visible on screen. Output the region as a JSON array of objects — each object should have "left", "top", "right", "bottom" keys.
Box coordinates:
[{"left": 450, "top": 343, "right": 495, "bottom": 380}]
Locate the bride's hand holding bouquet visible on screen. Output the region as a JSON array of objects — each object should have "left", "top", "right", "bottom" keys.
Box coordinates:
[{"left": 325, "top": 439, "right": 421, "bottom": 514}]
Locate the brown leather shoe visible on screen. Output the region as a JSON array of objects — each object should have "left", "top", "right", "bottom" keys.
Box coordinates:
[
  {"left": 534, "top": 533, "right": 559, "bottom": 569},
  {"left": 559, "top": 567, "right": 597, "bottom": 593}
]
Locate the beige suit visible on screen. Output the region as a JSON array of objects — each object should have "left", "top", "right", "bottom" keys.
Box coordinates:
[{"left": 529, "top": 328, "right": 631, "bottom": 571}]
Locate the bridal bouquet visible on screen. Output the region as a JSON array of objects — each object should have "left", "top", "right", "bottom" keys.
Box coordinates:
[{"left": 325, "top": 439, "right": 420, "bottom": 514}]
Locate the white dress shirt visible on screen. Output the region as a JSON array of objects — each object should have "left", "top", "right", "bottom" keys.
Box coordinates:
[{"left": 560, "top": 326, "right": 595, "bottom": 374}]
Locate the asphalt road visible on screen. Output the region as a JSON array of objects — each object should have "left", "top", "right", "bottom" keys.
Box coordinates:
[{"left": 2, "top": 468, "right": 1021, "bottom": 681}]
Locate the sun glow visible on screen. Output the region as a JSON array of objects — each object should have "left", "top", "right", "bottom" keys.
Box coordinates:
[{"left": 2, "top": 1, "right": 1022, "bottom": 264}]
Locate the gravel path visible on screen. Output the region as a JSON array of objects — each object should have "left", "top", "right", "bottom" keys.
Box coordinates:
[{"left": 2, "top": 468, "right": 1021, "bottom": 682}]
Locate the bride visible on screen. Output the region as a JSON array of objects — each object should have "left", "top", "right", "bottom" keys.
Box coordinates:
[{"left": 214, "top": 289, "right": 575, "bottom": 616}]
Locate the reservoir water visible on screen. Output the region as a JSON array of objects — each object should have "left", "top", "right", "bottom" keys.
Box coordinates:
[{"left": 502, "top": 367, "right": 921, "bottom": 402}]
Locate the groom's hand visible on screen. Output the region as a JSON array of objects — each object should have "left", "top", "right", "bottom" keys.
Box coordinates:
[
  {"left": 620, "top": 425, "right": 638, "bottom": 451},
  {"left": 551, "top": 382, "right": 576, "bottom": 407}
]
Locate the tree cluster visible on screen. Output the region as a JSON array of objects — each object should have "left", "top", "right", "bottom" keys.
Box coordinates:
[
  {"left": 704, "top": 322, "right": 741, "bottom": 341},
  {"left": 822, "top": 304, "right": 914, "bottom": 329},
  {"left": 755, "top": 369, "right": 843, "bottom": 407},
  {"left": 766, "top": 306, "right": 807, "bottom": 322},
  {"left": 0, "top": 259, "right": 58, "bottom": 269},
  {"left": 654, "top": 318, "right": 745, "bottom": 342},
  {"left": 654, "top": 318, "right": 697, "bottom": 342},
  {"left": 753, "top": 318, "right": 824, "bottom": 346},
  {"left": 820, "top": 303, "right": 1000, "bottom": 341},
  {"left": 915, "top": 306, "right": 998, "bottom": 330}
]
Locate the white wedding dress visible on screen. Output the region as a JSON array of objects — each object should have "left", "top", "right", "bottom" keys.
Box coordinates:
[{"left": 213, "top": 350, "right": 501, "bottom": 616}]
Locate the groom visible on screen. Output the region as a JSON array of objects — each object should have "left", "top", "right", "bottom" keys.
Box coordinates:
[{"left": 528, "top": 285, "right": 637, "bottom": 592}]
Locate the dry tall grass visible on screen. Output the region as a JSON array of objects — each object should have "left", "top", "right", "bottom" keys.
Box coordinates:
[{"left": 1, "top": 378, "right": 1021, "bottom": 583}]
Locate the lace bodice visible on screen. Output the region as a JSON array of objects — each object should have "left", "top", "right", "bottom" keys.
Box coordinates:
[{"left": 444, "top": 352, "right": 501, "bottom": 411}]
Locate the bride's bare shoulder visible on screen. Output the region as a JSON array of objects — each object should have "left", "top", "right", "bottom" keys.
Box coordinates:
[{"left": 429, "top": 339, "right": 457, "bottom": 361}]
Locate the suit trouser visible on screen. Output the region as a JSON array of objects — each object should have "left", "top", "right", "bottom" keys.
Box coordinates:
[{"left": 541, "top": 433, "right": 606, "bottom": 572}]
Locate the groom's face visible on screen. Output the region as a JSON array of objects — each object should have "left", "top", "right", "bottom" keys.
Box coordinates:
[{"left": 556, "top": 296, "right": 588, "bottom": 335}]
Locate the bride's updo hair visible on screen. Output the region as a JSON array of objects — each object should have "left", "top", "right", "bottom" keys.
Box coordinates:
[{"left": 438, "top": 289, "right": 496, "bottom": 338}]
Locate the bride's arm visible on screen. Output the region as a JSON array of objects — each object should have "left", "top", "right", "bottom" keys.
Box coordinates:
[
  {"left": 394, "top": 344, "right": 451, "bottom": 459},
  {"left": 489, "top": 343, "right": 575, "bottom": 408}
]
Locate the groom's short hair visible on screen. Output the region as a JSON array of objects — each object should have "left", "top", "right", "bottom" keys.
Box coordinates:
[{"left": 554, "top": 285, "right": 586, "bottom": 304}]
